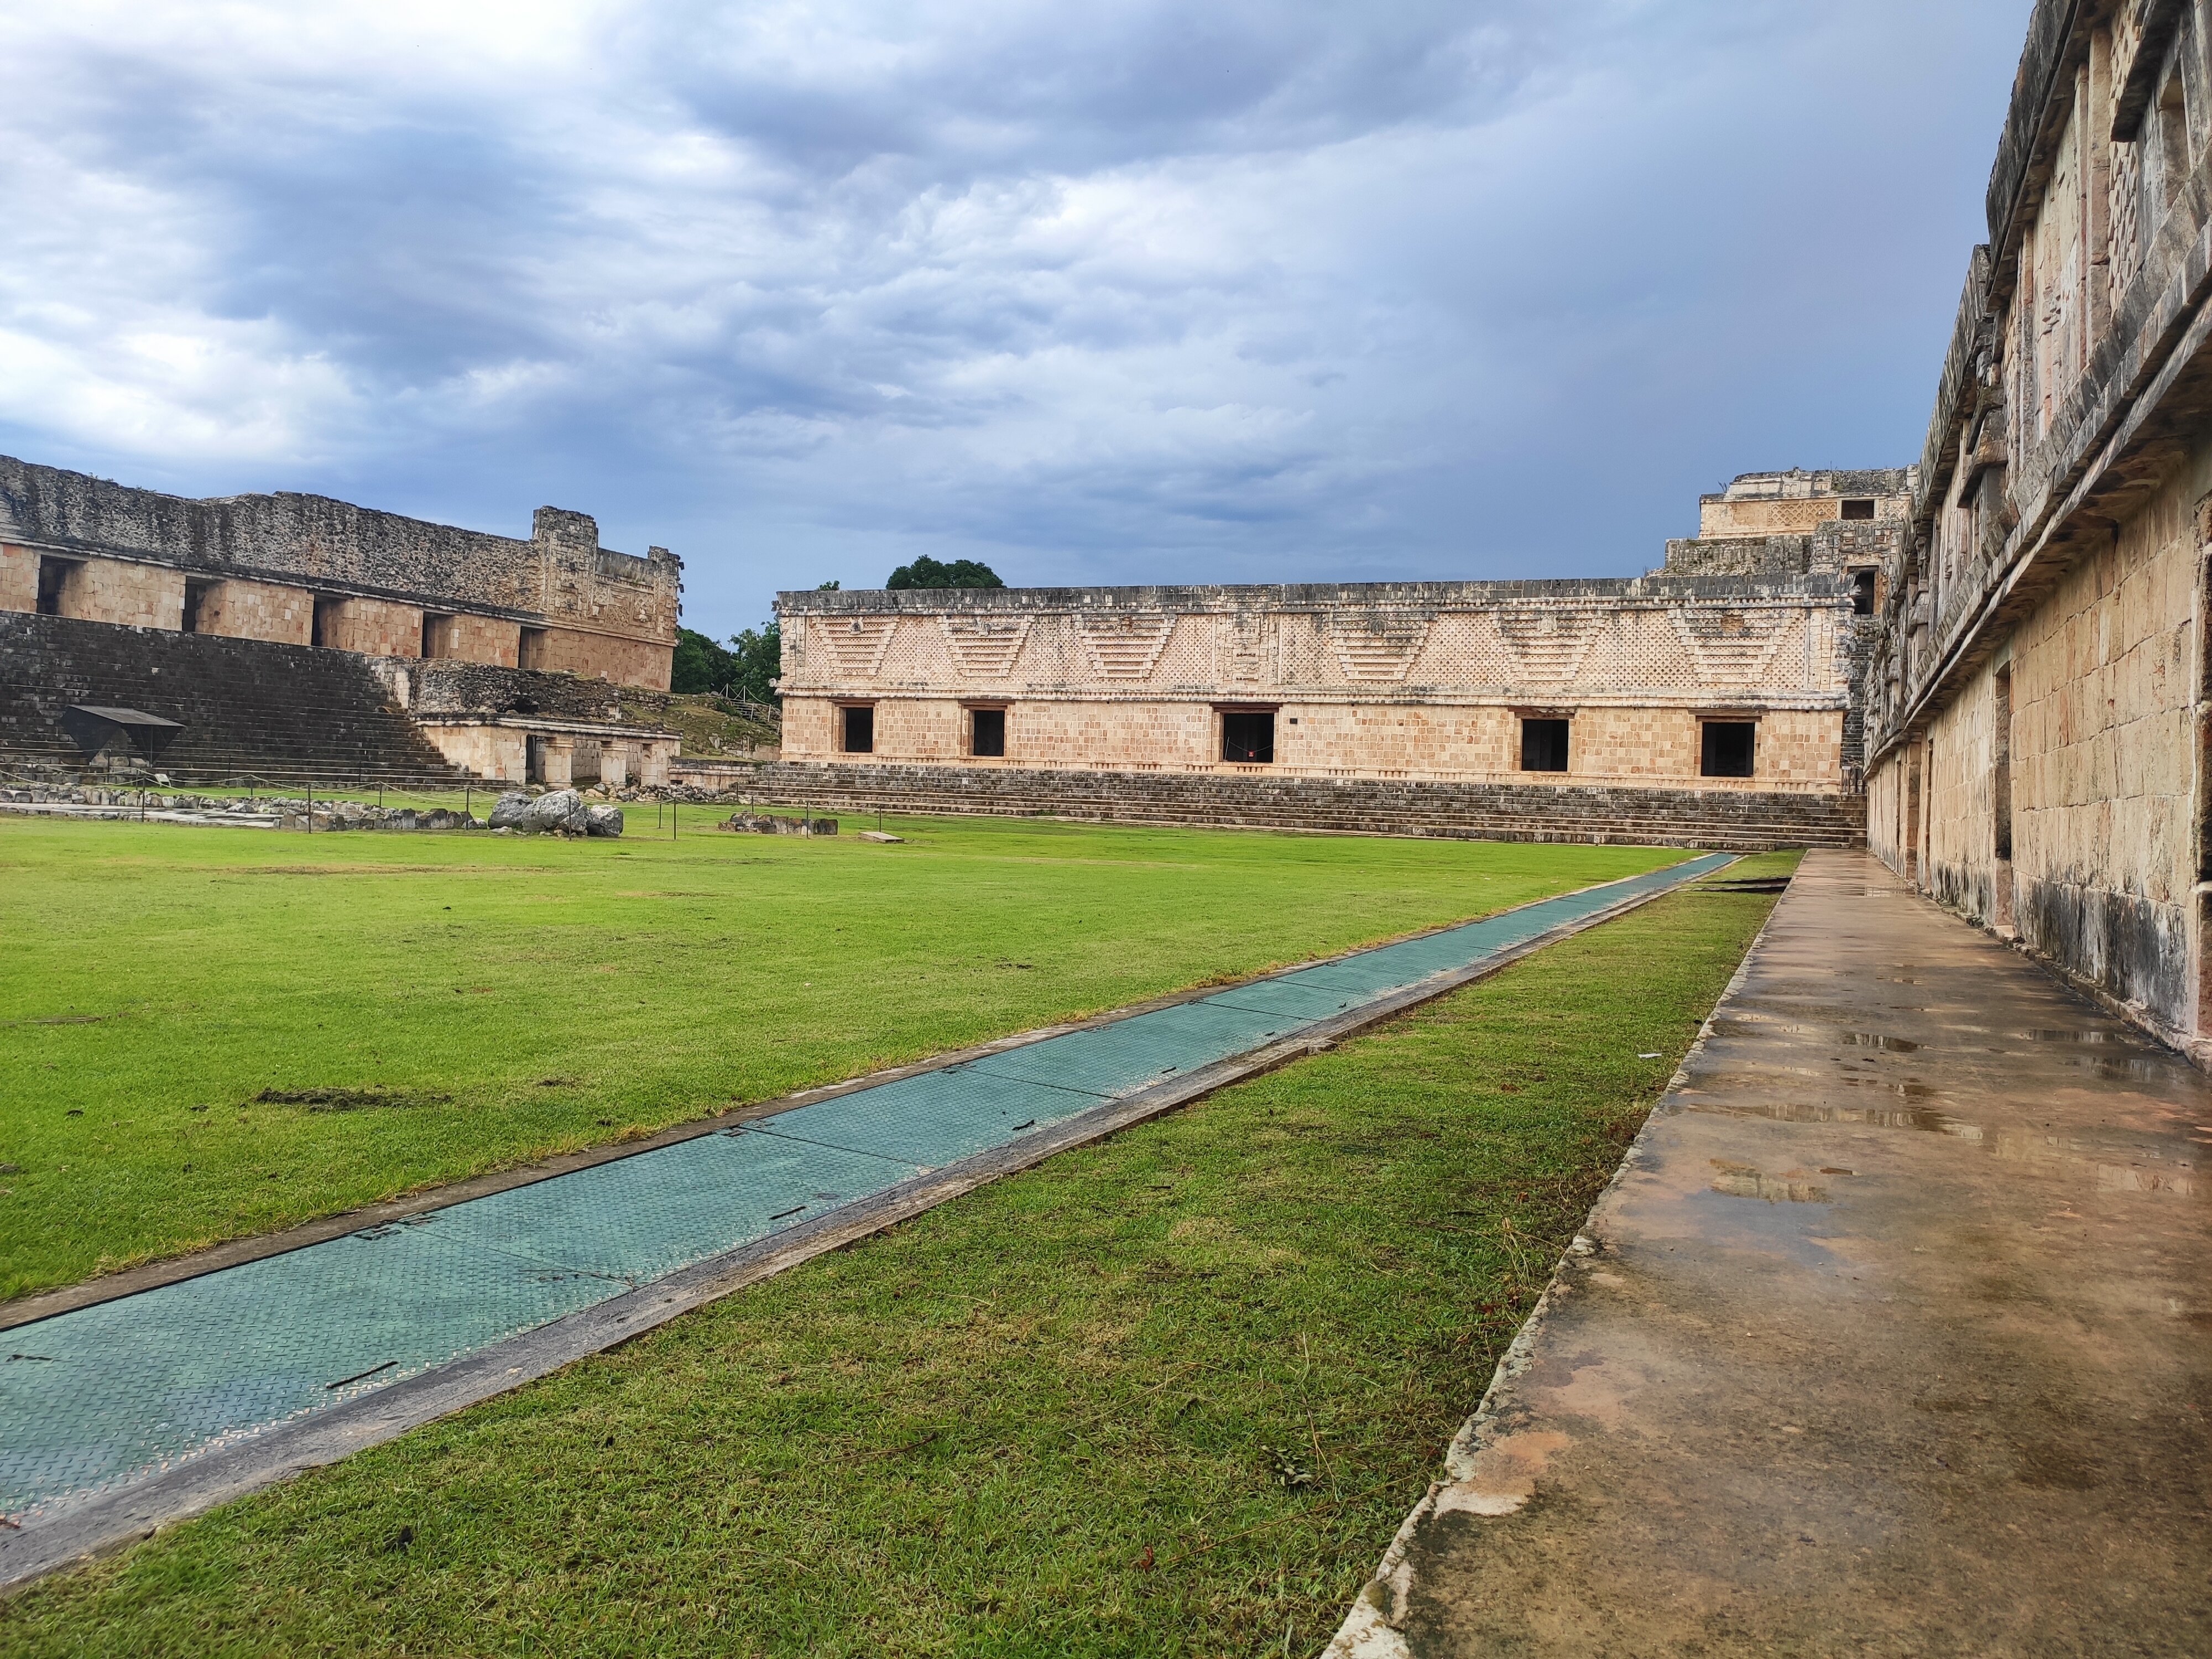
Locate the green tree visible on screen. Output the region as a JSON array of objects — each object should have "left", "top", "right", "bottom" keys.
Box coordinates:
[
  {"left": 671, "top": 623, "right": 782, "bottom": 703},
  {"left": 886, "top": 555, "right": 1003, "bottom": 589},
  {"left": 670, "top": 627, "right": 738, "bottom": 695},
  {"left": 727, "top": 621, "right": 781, "bottom": 705}
]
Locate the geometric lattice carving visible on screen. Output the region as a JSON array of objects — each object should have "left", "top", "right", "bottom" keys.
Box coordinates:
[
  {"left": 1668, "top": 608, "right": 1792, "bottom": 686},
  {"left": 1327, "top": 614, "right": 1431, "bottom": 682},
  {"left": 1076, "top": 613, "right": 1175, "bottom": 681},
  {"left": 1410, "top": 613, "right": 1514, "bottom": 686},
  {"left": 815, "top": 615, "right": 898, "bottom": 678},
  {"left": 941, "top": 615, "right": 1033, "bottom": 679},
  {"left": 1496, "top": 609, "right": 1603, "bottom": 682}
]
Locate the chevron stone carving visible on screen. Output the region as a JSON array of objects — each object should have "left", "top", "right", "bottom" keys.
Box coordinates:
[
  {"left": 815, "top": 614, "right": 898, "bottom": 678},
  {"left": 1327, "top": 615, "right": 1432, "bottom": 682},
  {"left": 1495, "top": 608, "right": 1604, "bottom": 682},
  {"left": 941, "top": 614, "right": 1033, "bottom": 679},
  {"left": 1668, "top": 608, "right": 1796, "bottom": 686},
  {"left": 1075, "top": 613, "right": 1176, "bottom": 680}
]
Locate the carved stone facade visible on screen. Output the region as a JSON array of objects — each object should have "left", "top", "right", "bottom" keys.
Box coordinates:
[
  {"left": 778, "top": 554, "right": 1869, "bottom": 820},
  {"left": 1863, "top": 0, "right": 2212, "bottom": 1060},
  {"left": 0, "top": 455, "right": 680, "bottom": 691}
]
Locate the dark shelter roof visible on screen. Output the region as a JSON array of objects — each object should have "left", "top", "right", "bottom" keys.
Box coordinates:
[{"left": 59, "top": 705, "right": 185, "bottom": 763}]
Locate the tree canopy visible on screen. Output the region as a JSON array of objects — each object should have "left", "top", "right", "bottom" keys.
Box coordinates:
[
  {"left": 671, "top": 623, "right": 781, "bottom": 703},
  {"left": 886, "top": 555, "right": 1004, "bottom": 589}
]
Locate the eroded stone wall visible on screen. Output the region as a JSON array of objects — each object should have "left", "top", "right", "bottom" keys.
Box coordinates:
[
  {"left": 1862, "top": 0, "right": 2212, "bottom": 1055},
  {"left": 0, "top": 456, "right": 679, "bottom": 690},
  {"left": 64, "top": 557, "right": 184, "bottom": 630},
  {"left": 0, "top": 543, "right": 32, "bottom": 614},
  {"left": 778, "top": 577, "right": 1860, "bottom": 801},
  {"left": 192, "top": 577, "right": 312, "bottom": 646}
]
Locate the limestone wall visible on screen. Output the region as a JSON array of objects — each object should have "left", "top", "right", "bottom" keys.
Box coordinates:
[
  {"left": 319, "top": 596, "right": 422, "bottom": 658},
  {"left": 0, "top": 456, "right": 679, "bottom": 688},
  {"left": 191, "top": 577, "right": 312, "bottom": 646},
  {"left": 524, "top": 625, "right": 675, "bottom": 690},
  {"left": 1863, "top": 0, "right": 2212, "bottom": 1054},
  {"left": 439, "top": 612, "right": 522, "bottom": 669},
  {"left": 2004, "top": 459, "right": 2199, "bottom": 1024},
  {"left": 778, "top": 577, "right": 1858, "bottom": 795},
  {"left": 0, "top": 543, "right": 37, "bottom": 614},
  {"left": 1694, "top": 469, "right": 1915, "bottom": 539},
  {"left": 61, "top": 556, "right": 185, "bottom": 630},
  {"left": 415, "top": 723, "right": 528, "bottom": 784}
]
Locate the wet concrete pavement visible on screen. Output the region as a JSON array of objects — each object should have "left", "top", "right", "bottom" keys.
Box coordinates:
[{"left": 1329, "top": 849, "right": 2210, "bottom": 1656}]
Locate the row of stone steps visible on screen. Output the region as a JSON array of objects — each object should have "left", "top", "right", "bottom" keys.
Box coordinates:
[
  {"left": 0, "top": 613, "right": 468, "bottom": 785},
  {"left": 738, "top": 761, "right": 1867, "bottom": 851}
]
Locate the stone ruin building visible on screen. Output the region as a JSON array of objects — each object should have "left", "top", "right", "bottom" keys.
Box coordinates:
[
  {"left": 1859, "top": 0, "right": 2212, "bottom": 1064},
  {"left": 761, "top": 468, "right": 1913, "bottom": 852},
  {"left": 0, "top": 456, "right": 682, "bottom": 787}
]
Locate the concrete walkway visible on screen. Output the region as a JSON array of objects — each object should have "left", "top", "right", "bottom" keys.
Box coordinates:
[{"left": 1332, "top": 849, "right": 2210, "bottom": 1656}]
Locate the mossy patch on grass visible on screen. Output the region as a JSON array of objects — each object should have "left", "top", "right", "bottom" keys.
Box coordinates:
[{"left": 0, "top": 862, "right": 1793, "bottom": 1657}]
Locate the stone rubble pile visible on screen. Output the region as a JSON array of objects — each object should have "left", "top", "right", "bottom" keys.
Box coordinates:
[
  {"left": 0, "top": 781, "right": 511, "bottom": 833},
  {"left": 486, "top": 790, "right": 624, "bottom": 837},
  {"left": 719, "top": 812, "right": 837, "bottom": 836},
  {"left": 2, "top": 784, "right": 239, "bottom": 812},
  {"left": 602, "top": 782, "right": 752, "bottom": 806}
]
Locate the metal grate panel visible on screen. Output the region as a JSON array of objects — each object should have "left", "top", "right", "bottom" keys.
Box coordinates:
[
  {"left": 439, "top": 1132, "right": 916, "bottom": 1284},
  {"left": 968, "top": 1000, "right": 1295, "bottom": 1096},
  {"left": 750, "top": 1068, "right": 1085, "bottom": 1167}
]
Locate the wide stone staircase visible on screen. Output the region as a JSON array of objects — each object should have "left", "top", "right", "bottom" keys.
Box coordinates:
[
  {"left": 743, "top": 759, "right": 1867, "bottom": 851},
  {"left": 0, "top": 612, "right": 467, "bottom": 785}
]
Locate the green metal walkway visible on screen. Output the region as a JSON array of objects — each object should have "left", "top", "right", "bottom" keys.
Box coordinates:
[{"left": 0, "top": 854, "right": 1729, "bottom": 1530}]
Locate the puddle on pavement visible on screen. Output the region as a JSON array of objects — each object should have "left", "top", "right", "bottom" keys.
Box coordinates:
[
  {"left": 1986, "top": 1130, "right": 2200, "bottom": 1194},
  {"left": 1675, "top": 1094, "right": 1980, "bottom": 1138},
  {"left": 1708, "top": 1015, "right": 1932, "bottom": 1055},
  {"left": 1708, "top": 1159, "right": 1829, "bottom": 1203},
  {"left": 2073, "top": 1052, "right": 2178, "bottom": 1084},
  {"left": 1834, "top": 1077, "right": 1942, "bottom": 1101},
  {"left": 1837, "top": 1030, "right": 1924, "bottom": 1053}
]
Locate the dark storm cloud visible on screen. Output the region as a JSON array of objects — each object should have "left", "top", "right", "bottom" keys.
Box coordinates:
[{"left": 0, "top": 2, "right": 2032, "bottom": 630}]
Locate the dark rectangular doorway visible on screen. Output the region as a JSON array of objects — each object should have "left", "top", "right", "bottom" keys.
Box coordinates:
[
  {"left": 842, "top": 705, "right": 875, "bottom": 754},
  {"left": 1700, "top": 721, "right": 1756, "bottom": 778},
  {"left": 1222, "top": 710, "right": 1275, "bottom": 763},
  {"left": 1520, "top": 718, "right": 1569, "bottom": 773},
  {"left": 35, "top": 557, "right": 77, "bottom": 617},
  {"left": 971, "top": 707, "right": 1005, "bottom": 758}
]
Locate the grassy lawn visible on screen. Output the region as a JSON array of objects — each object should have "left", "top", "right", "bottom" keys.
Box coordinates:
[
  {"left": 0, "top": 858, "right": 1792, "bottom": 1656},
  {"left": 0, "top": 812, "right": 1688, "bottom": 1300}
]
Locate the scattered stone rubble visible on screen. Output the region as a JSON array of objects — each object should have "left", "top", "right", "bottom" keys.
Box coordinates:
[
  {"left": 486, "top": 790, "right": 623, "bottom": 837},
  {"left": 0, "top": 784, "right": 487, "bottom": 832},
  {"left": 719, "top": 811, "right": 837, "bottom": 836},
  {"left": 0, "top": 777, "right": 856, "bottom": 838}
]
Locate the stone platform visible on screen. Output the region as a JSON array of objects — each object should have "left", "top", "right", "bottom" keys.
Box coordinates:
[
  {"left": 741, "top": 759, "right": 1867, "bottom": 851},
  {"left": 1331, "top": 849, "right": 2211, "bottom": 1656}
]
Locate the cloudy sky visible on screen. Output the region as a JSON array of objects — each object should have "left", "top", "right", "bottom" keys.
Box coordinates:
[{"left": 0, "top": 0, "right": 2031, "bottom": 634}]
